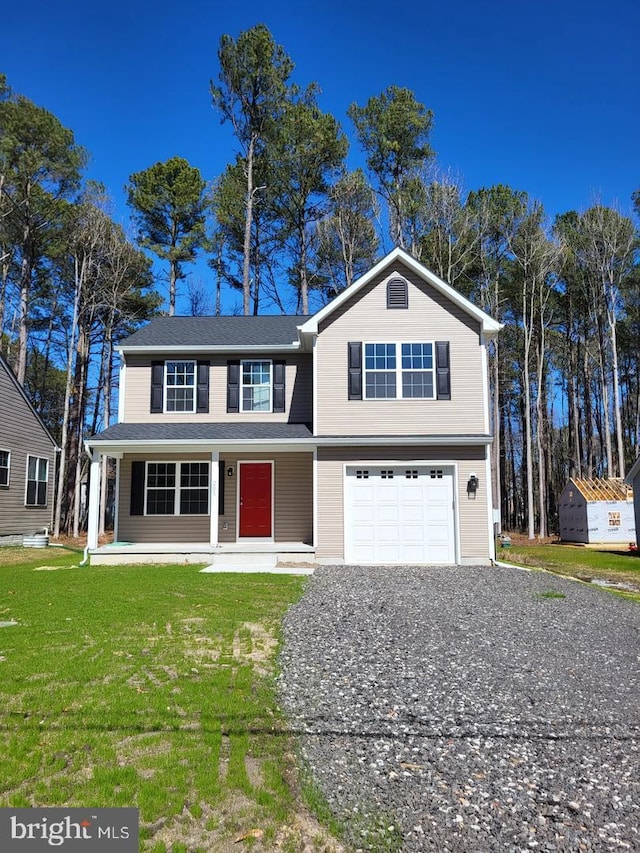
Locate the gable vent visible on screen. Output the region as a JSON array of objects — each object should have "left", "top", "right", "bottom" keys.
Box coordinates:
[{"left": 387, "top": 276, "right": 408, "bottom": 309}]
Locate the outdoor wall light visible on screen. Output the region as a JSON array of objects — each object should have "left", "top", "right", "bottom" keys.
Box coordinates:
[
  {"left": 227, "top": 466, "right": 234, "bottom": 478},
  {"left": 467, "top": 473, "right": 479, "bottom": 494}
]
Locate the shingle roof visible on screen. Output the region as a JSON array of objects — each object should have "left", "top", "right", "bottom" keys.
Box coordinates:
[
  {"left": 119, "top": 315, "right": 309, "bottom": 349},
  {"left": 89, "top": 422, "right": 313, "bottom": 443}
]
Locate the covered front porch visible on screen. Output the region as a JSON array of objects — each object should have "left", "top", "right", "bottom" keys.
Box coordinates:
[
  {"left": 89, "top": 539, "right": 316, "bottom": 569},
  {"left": 85, "top": 423, "right": 316, "bottom": 566}
]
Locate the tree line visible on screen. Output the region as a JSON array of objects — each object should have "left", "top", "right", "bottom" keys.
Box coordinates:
[{"left": 1, "top": 23, "right": 638, "bottom": 539}]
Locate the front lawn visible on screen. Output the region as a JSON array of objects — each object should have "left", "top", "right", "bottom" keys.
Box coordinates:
[
  {"left": 499, "top": 540, "right": 640, "bottom": 599},
  {"left": 0, "top": 548, "right": 336, "bottom": 851}
]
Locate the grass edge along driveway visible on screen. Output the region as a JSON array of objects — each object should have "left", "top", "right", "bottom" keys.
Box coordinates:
[
  {"left": 0, "top": 548, "right": 344, "bottom": 853},
  {"left": 498, "top": 540, "right": 640, "bottom": 602}
]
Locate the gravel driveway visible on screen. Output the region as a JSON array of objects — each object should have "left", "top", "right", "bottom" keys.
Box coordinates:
[{"left": 277, "top": 565, "right": 640, "bottom": 852}]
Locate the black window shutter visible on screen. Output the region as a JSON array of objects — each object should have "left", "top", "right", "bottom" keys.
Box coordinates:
[
  {"left": 348, "top": 342, "right": 362, "bottom": 400},
  {"left": 435, "top": 341, "right": 451, "bottom": 400},
  {"left": 227, "top": 361, "right": 240, "bottom": 412},
  {"left": 130, "top": 461, "right": 145, "bottom": 515},
  {"left": 196, "top": 361, "right": 210, "bottom": 413},
  {"left": 218, "top": 460, "right": 225, "bottom": 515},
  {"left": 150, "top": 361, "right": 164, "bottom": 413},
  {"left": 273, "top": 360, "right": 286, "bottom": 413}
]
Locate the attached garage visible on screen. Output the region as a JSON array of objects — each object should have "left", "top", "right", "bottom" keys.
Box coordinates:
[{"left": 344, "top": 464, "right": 456, "bottom": 564}]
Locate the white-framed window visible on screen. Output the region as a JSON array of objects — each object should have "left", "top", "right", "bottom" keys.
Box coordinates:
[
  {"left": 0, "top": 449, "right": 9, "bottom": 487},
  {"left": 241, "top": 360, "right": 272, "bottom": 412},
  {"left": 401, "top": 343, "right": 434, "bottom": 398},
  {"left": 145, "top": 461, "right": 209, "bottom": 515},
  {"left": 364, "top": 343, "right": 397, "bottom": 399},
  {"left": 25, "top": 455, "right": 48, "bottom": 507},
  {"left": 165, "top": 361, "right": 196, "bottom": 413},
  {"left": 364, "top": 342, "right": 435, "bottom": 400}
]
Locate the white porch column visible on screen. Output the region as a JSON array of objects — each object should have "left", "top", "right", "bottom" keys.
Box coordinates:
[
  {"left": 87, "top": 448, "right": 101, "bottom": 550},
  {"left": 210, "top": 451, "right": 220, "bottom": 547}
]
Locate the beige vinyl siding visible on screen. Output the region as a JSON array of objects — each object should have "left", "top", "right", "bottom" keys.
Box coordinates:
[
  {"left": 218, "top": 452, "right": 313, "bottom": 543},
  {"left": 122, "top": 354, "right": 312, "bottom": 424},
  {"left": 316, "top": 445, "right": 489, "bottom": 562},
  {"left": 119, "top": 451, "right": 313, "bottom": 545},
  {"left": 118, "top": 454, "right": 210, "bottom": 543},
  {"left": 316, "top": 262, "right": 487, "bottom": 436},
  {"left": 0, "top": 363, "right": 55, "bottom": 535}
]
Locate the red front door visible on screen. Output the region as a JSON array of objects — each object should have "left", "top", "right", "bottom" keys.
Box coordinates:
[{"left": 239, "top": 463, "right": 272, "bottom": 537}]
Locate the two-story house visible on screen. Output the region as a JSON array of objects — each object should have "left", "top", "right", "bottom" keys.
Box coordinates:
[{"left": 86, "top": 247, "right": 501, "bottom": 566}]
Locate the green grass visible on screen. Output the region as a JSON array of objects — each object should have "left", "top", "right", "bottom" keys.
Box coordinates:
[
  {"left": 499, "top": 541, "right": 640, "bottom": 601},
  {"left": 536, "top": 589, "right": 566, "bottom": 600},
  {"left": 0, "top": 547, "right": 343, "bottom": 850}
]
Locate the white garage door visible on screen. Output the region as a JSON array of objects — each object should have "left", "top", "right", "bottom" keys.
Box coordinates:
[{"left": 344, "top": 465, "right": 456, "bottom": 564}]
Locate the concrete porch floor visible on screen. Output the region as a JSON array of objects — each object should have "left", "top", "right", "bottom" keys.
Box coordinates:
[{"left": 89, "top": 541, "right": 316, "bottom": 570}]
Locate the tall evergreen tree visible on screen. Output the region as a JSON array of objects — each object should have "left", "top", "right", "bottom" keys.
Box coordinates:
[
  {"left": 126, "top": 156, "right": 207, "bottom": 316},
  {"left": 348, "top": 86, "right": 434, "bottom": 250},
  {"left": 272, "top": 90, "right": 347, "bottom": 314},
  {"left": 211, "top": 23, "right": 293, "bottom": 314},
  {"left": 0, "top": 84, "right": 87, "bottom": 382}
]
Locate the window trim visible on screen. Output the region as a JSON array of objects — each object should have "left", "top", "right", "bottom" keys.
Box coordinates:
[
  {"left": 0, "top": 448, "right": 10, "bottom": 487},
  {"left": 363, "top": 341, "right": 436, "bottom": 400},
  {"left": 163, "top": 360, "right": 197, "bottom": 414},
  {"left": 144, "top": 460, "right": 210, "bottom": 516},
  {"left": 25, "top": 455, "right": 48, "bottom": 507},
  {"left": 240, "top": 359, "right": 273, "bottom": 413}
]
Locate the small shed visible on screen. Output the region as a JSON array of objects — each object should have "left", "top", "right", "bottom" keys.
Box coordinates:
[
  {"left": 624, "top": 458, "right": 640, "bottom": 548},
  {"left": 558, "top": 477, "right": 635, "bottom": 544}
]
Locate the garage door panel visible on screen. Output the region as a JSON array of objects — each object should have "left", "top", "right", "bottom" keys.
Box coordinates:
[
  {"left": 401, "top": 505, "right": 426, "bottom": 523},
  {"left": 345, "top": 465, "right": 455, "bottom": 564},
  {"left": 377, "top": 505, "right": 400, "bottom": 524},
  {"left": 378, "top": 524, "right": 402, "bottom": 542},
  {"left": 427, "top": 506, "right": 450, "bottom": 523}
]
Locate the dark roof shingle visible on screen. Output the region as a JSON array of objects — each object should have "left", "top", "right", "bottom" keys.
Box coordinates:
[
  {"left": 119, "top": 315, "right": 309, "bottom": 349},
  {"left": 90, "top": 422, "right": 313, "bottom": 443}
]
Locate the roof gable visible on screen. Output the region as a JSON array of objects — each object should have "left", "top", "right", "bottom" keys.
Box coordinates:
[
  {"left": 117, "top": 249, "right": 500, "bottom": 354},
  {"left": 0, "top": 354, "right": 57, "bottom": 448},
  {"left": 299, "top": 247, "right": 502, "bottom": 337},
  {"left": 568, "top": 477, "right": 633, "bottom": 502}
]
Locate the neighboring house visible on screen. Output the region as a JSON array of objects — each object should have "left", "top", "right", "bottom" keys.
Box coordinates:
[
  {"left": 86, "top": 247, "right": 501, "bottom": 565},
  {"left": 0, "top": 353, "right": 57, "bottom": 539},
  {"left": 558, "top": 477, "right": 635, "bottom": 544},
  {"left": 624, "top": 460, "right": 640, "bottom": 548}
]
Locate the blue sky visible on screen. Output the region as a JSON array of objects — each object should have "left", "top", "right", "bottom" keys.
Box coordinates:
[{"left": 4, "top": 0, "right": 639, "bottom": 311}]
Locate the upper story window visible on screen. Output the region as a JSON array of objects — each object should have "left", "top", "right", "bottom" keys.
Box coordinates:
[
  {"left": 401, "top": 343, "right": 434, "bottom": 398},
  {"left": 227, "top": 360, "right": 285, "bottom": 414},
  {"left": 26, "top": 455, "right": 48, "bottom": 507},
  {"left": 151, "top": 360, "right": 209, "bottom": 415},
  {"left": 241, "top": 360, "right": 272, "bottom": 412},
  {"left": 364, "top": 344, "right": 397, "bottom": 399},
  {"left": 364, "top": 342, "right": 435, "bottom": 400},
  {"left": 0, "top": 449, "right": 10, "bottom": 487},
  {"left": 165, "top": 361, "right": 196, "bottom": 412}
]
